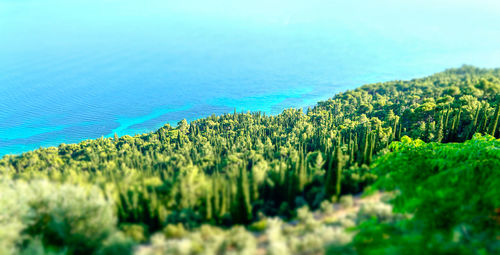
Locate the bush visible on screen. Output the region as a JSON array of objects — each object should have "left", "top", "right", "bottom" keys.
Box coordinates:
[
  {"left": 0, "top": 179, "right": 32, "bottom": 255},
  {"left": 339, "top": 195, "right": 354, "bottom": 208},
  {"left": 0, "top": 178, "right": 117, "bottom": 254},
  {"left": 96, "top": 232, "right": 135, "bottom": 255},
  {"left": 248, "top": 219, "right": 268, "bottom": 232},
  {"left": 121, "top": 224, "right": 148, "bottom": 243},
  {"left": 163, "top": 224, "right": 187, "bottom": 239},
  {"left": 353, "top": 135, "right": 500, "bottom": 254},
  {"left": 217, "top": 226, "right": 257, "bottom": 255}
]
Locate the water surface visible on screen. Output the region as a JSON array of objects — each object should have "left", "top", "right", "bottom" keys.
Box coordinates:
[{"left": 1, "top": 0, "right": 500, "bottom": 155}]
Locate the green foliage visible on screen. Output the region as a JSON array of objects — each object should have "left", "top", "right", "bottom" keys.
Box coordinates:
[
  {"left": 353, "top": 134, "right": 500, "bottom": 254},
  {"left": 248, "top": 219, "right": 268, "bottom": 232},
  {"left": 0, "top": 179, "right": 118, "bottom": 255},
  {"left": 1, "top": 66, "right": 499, "bottom": 253},
  {"left": 96, "top": 232, "right": 135, "bottom": 255},
  {"left": 162, "top": 224, "right": 187, "bottom": 239},
  {"left": 120, "top": 224, "right": 148, "bottom": 243}
]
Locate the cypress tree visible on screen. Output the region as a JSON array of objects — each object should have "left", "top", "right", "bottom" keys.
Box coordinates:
[
  {"left": 325, "top": 138, "right": 346, "bottom": 200},
  {"left": 448, "top": 114, "right": 456, "bottom": 142},
  {"left": 367, "top": 133, "right": 375, "bottom": 165},
  {"left": 235, "top": 165, "right": 252, "bottom": 223},
  {"left": 220, "top": 182, "right": 227, "bottom": 217},
  {"left": 177, "top": 131, "right": 182, "bottom": 148},
  {"left": 443, "top": 106, "right": 451, "bottom": 139},
  {"left": 375, "top": 123, "right": 382, "bottom": 151},
  {"left": 334, "top": 143, "right": 346, "bottom": 201},
  {"left": 225, "top": 182, "right": 232, "bottom": 219},
  {"left": 469, "top": 106, "right": 481, "bottom": 139},
  {"left": 391, "top": 117, "right": 398, "bottom": 141},
  {"left": 489, "top": 103, "right": 500, "bottom": 137},
  {"left": 349, "top": 136, "right": 354, "bottom": 166},
  {"left": 362, "top": 127, "right": 369, "bottom": 164},
  {"left": 396, "top": 121, "right": 402, "bottom": 140},
  {"left": 286, "top": 160, "right": 296, "bottom": 205},
  {"left": 251, "top": 168, "right": 259, "bottom": 202},
  {"left": 298, "top": 148, "right": 307, "bottom": 191},
  {"left": 444, "top": 106, "right": 451, "bottom": 128},
  {"left": 436, "top": 113, "right": 444, "bottom": 143},
  {"left": 423, "top": 121, "right": 430, "bottom": 142},
  {"left": 205, "top": 184, "right": 213, "bottom": 220},
  {"left": 453, "top": 107, "right": 462, "bottom": 140},
  {"left": 325, "top": 147, "right": 336, "bottom": 199},
  {"left": 480, "top": 106, "right": 489, "bottom": 133},
  {"left": 213, "top": 178, "right": 220, "bottom": 219}
]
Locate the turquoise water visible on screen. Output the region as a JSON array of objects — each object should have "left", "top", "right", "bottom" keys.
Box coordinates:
[{"left": 1, "top": 0, "right": 500, "bottom": 156}]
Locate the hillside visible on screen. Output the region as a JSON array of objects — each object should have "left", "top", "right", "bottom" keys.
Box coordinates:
[{"left": 0, "top": 65, "right": 499, "bottom": 255}]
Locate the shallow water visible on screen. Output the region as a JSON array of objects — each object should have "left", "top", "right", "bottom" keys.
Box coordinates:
[{"left": 1, "top": 0, "right": 500, "bottom": 155}]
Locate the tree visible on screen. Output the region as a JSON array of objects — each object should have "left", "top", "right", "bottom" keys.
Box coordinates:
[{"left": 489, "top": 103, "right": 500, "bottom": 137}]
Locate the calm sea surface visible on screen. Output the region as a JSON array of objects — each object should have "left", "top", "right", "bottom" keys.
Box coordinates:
[{"left": 1, "top": 0, "right": 500, "bottom": 155}]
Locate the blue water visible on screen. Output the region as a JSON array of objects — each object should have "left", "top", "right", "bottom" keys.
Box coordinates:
[{"left": 1, "top": 0, "right": 500, "bottom": 156}]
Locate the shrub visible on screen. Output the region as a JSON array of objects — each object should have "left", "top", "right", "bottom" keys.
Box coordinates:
[
  {"left": 0, "top": 179, "right": 32, "bottom": 255},
  {"left": 0, "top": 178, "right": 117, "bottom": 254},
  {"left": 163, "top": 224, "right": 187, "bottom": 239},
  {"left": 121, "top": 224, "right": 148, "bottom": 243},
  {"left": 353, "top": 135, "right": 500, "bottom": 254},
  {"left": 96, "top": 232, "right": 135, "bottom": 255}
]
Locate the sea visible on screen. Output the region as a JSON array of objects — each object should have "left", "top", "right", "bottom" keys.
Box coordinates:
[{"left": 1, "top": 0, "right": 500, "bottom": 156}]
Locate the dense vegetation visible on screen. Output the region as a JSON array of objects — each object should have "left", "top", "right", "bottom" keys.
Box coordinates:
[
  {"left": 351, "top": 134, "right": 499, "bottom": 254},
  {"left": 0, "top": 65, "right": 499, "bottom": 254}
]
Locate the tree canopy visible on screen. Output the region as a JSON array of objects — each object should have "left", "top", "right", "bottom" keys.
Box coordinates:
[{"left": 0, "top": 65, "right": 499, "bottom": 254}]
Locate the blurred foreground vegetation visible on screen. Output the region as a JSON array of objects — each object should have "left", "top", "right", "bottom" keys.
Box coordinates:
[{"left": 1, "top": 65, "right": 499, "bottom": 254}]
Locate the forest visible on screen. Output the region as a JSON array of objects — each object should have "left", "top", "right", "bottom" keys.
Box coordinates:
[{"left": 0, "top": 65, "right": 499, "bottom": 255}]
